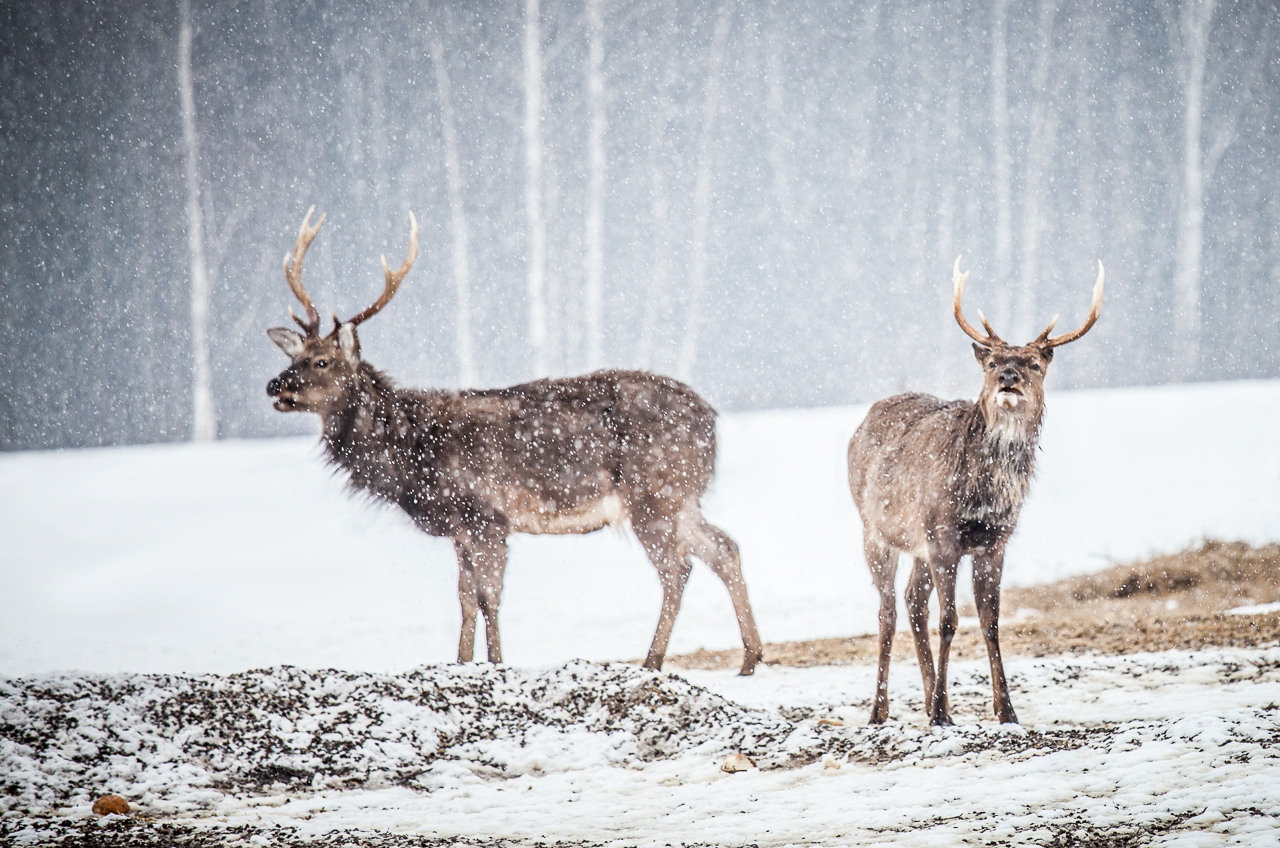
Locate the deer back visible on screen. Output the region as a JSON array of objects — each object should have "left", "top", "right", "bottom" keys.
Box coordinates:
[{"left": 321, "top": 369, "right": 718, "bottom": 538}]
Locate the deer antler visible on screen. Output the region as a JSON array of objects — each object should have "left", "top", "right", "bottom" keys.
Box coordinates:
[
  {"left": 283, "top": 206, "right": 326, "bottom": 336},
  {"left": 347, "top": 212, "right": 419, "bottom": 327},
  {"left": 1032, "top": 261, "right": 1105, "bottom": 349},
  {"left": 952, "top": 256, "right": 1003, "bottom": 347}
]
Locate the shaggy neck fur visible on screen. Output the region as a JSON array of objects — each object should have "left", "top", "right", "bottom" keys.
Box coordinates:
[{"left": 953, "top": 394, "right": 1043, "bottom": 529}]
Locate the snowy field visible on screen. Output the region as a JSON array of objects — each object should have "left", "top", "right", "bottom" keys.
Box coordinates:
[
  {"left": 1, "top": 378, "right": 1278, "bottom": 675},
  {"left": 2, "top": 379, "right": 1280, "bottom": 844}
]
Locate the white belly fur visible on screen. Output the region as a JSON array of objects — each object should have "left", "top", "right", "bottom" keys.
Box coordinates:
[{"left": 508, "top": 493, "right": 625, "bottom": 535}]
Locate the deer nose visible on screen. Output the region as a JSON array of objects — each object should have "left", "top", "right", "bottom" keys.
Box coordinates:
[
  {"left": 266, "top": 377, "right": 283, "bottom": 396},
  {"left": 998, "top": 368, "right": 1019, "bottom": 389}
]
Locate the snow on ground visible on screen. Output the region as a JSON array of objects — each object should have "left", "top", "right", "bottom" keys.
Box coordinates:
[
  {"left": 3, "top": 649, "right": 1279, "bottom": 845},
  {"left": 1, "top": 379, "right": 1278, "bottom": 675}
]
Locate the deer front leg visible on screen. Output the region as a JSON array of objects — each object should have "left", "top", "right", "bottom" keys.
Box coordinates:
[
  {"left": 905, "top": 559, "right": 937, "bottom": 717},
  {"left": 926, "top": 550, "right": 960, "bottom": 727},
  {"left": 974, "top": 544, "right": 1018, "bottom": 724},
  {"left": 864, "top": 540, "right": 898, "bottom": 725}
]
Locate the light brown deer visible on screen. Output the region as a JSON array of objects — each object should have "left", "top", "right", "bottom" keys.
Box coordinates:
[
  {"left": 266, "top": 208, "right": 763, "bottom": 675},
  {"left": 847, "top": 257, "right": 1103, "bottom": 725}
]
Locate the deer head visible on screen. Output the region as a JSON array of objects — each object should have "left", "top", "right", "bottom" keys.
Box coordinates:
[
  {"left": 952, "top": 255, "right": 1104, "bottom": 431},
  {"left": 266, "top": 206, "right": 418, "bottom": 415}
]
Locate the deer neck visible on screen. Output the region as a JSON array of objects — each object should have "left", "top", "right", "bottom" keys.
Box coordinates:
[{"left": 320, "top": 364, "right": 418, "bottom": 487}]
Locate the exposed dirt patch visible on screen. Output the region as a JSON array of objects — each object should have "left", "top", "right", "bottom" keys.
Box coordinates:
[{"left": 666, "top": 540, "right": 1280, "bottom": 671}]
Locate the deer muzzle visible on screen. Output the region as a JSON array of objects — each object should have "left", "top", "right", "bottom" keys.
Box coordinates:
[{"left": 266, "top": 375, "right": 299, "bottom": 411}]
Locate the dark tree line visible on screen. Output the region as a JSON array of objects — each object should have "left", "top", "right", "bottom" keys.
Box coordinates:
[{"left": 1, "top": 0, "right": 1277, "bottom": 450}]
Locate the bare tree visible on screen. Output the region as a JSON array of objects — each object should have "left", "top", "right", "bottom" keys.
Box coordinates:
[
  {"left": 765, "top": 0, "right": 794, "bottom": 266},
  {"left": 583, "top": 0, "right": 607, "bottom": 370},
  {"left": 1012, "top": 0, "right": 1060, "bottom": 341},
  {"left": 990, "top": 0, "right": 1013, "bottom": 304},
  {"left": 635, "top": 5, "right": 680, "bottom": 372},
  {"left": 1168, "top": 0, "right": 1214, "bottom": 380},
  {"left": 524, "top": 0, "right": 548, "bottom": 377},
  {"left": 934, "top": 0, "right": 965, "bottom": 387},
  {"left": 427, "top": 12, "right": 477, "bottom": 385},
  {"left": 677, "top": 0, "right": 733, "bottom": 384},
  {"left": 1164, "top": 0, "right": 1270, "bottom": 380},
  {"left": 178, "top": 0, "right": 215, "bottom": 440}
]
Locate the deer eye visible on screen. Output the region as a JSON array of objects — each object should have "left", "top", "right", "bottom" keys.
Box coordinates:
[
  {"left": 313, "top": 359, "right": 329, "bottom": 369},
  {"left": 1030, "top": 362, "right": 1041, "bottom": 372}
]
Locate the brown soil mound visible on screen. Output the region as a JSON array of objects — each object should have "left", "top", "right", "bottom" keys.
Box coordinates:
[{"left": 665, "top": 540, "right": 1280, "bottom": 671}]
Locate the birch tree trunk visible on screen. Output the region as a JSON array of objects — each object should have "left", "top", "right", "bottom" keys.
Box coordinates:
[
  {"left": 636, "top": 6, "right": 680, "bottom": 371},
  {"left": 582, "top": 0, "right": 606, "bottom": 370},
  {"left": 765, "top": 3, "right": 793, "bottom": 262},
  {"left": 1169, "top": 0, "right": 1215, "bottom": 381},
  {"left": 179, "top": 0, "right": 215, "bottom": 441},
  {"left": 524, "top": 0, "right": 548, "bottom": 376},
  {"left": 936, "top": 0, "right": 964, "bottom": 387},
  {"left": 990, "top": 0, "right": 1013, "bottom": 308},
  {"left": 1013, "top": 0, "right": 1060, "bottom": 341},
  {"left": 429, "top": 26, "right": 477, "bottom": 385},
  {"left": 677, "top": 0, "right": 732, "bottom": 384}
]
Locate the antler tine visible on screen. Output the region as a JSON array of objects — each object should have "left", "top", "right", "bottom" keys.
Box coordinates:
[
  {"left": 1038, "top": 260, "right": 1105, "bottom": 349},
  {"left": 952, "top": 256, "right": 1000, "bottom": 347},
  {"left": 1031, "top": 315, "right": 1059, "bottom": 344},
  {"left": 977, "top": 309, "right": 1000, "bottom": 341},
  {"left": 282, "top": 205, "right": 326, "bottom": 336},
  {"left": 348, "top": 211, "right": 419, "bottom": 327}
]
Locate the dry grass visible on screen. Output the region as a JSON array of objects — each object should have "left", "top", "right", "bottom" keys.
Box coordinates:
[{"left": 664, "top": 540, "right": 1280, "bottom": 671}]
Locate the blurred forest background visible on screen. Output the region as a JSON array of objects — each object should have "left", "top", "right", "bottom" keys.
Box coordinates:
[{"left": 1, "top": 0, "right": 1277, "bottom": 449}]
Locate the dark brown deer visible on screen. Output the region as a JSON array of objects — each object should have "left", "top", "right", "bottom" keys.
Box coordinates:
[
  {"left": 847, "top": 256, "right": 1103, "bottom": 725},
  {"left": 266, "top": 208, "right": 763, "bottom": 675}
]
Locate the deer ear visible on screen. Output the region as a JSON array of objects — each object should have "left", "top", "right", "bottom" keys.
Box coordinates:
[
  {"left": 1040, "top": 347, "right": 1054, "bottom": 364},
  {"left": 972, "top": 343, "right": 989, "bottom": 364},
  {"left": 337, "top": 321, "right": 361, "bottom": 364},
  {"left": 267, "top": 327, "right": 305, "bottom": 358}
]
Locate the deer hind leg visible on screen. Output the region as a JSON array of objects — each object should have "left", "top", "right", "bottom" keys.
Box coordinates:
[
  {"left": 864, "top": 540, "right": 898, "bottom": 724},
  {"left": 453, "top": 531, "right": 509, "bottom": 664},
  {"left": 905, "top": 559, "right": 937, "bottom": 717},
  {"left": 974, "top": 545, "right": 1018, "bottom": 724},
  {"left": 683, "top": 513, "right": 763, "bottom": 676},
  {"left": 632, "top": 499, "right": 693, "bottom": 671},
  {"left": 926, "top": 550, "right": 961, "bottom": 727},
  {"left": 453, "top": 540, "right": 480, "bottom": 663}
]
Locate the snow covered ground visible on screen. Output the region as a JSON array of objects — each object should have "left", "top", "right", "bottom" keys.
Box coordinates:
[
  {"left": 2, "top": 379, "right": 1279, "bottom": 844},
  {"left": 1, "top": 378, "right": 1278, "bottom": 675},
  {"left": 4, "top": 650, "right": 1280, "bottom": 845}
]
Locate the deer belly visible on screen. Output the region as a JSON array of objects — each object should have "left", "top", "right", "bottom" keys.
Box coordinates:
[{"left": 507, "top": 492, "right": 625, "bottom": 535}]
